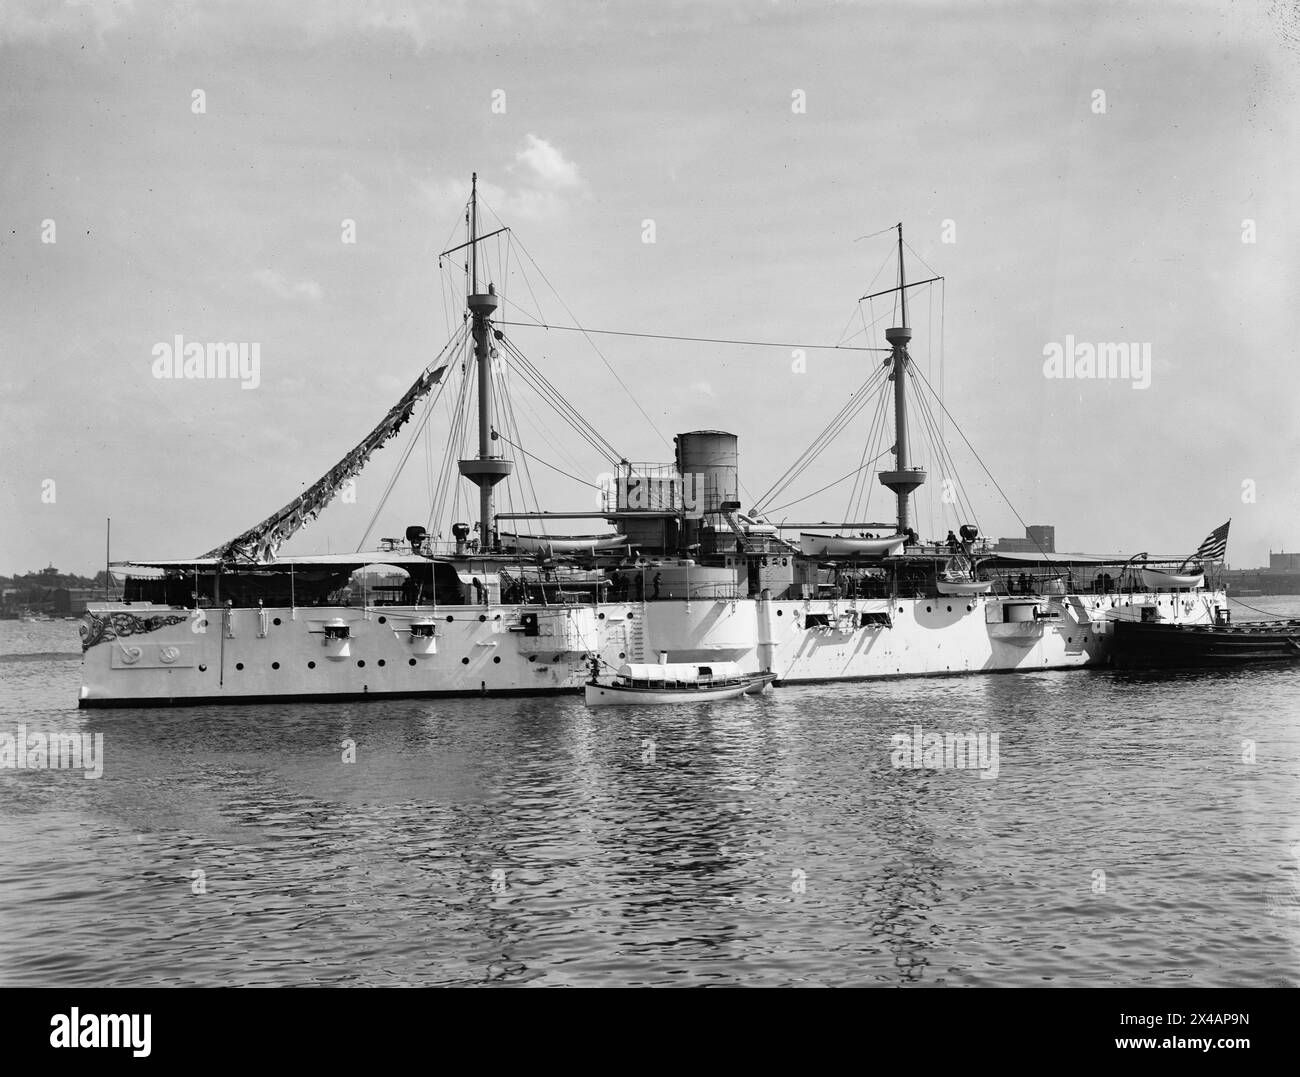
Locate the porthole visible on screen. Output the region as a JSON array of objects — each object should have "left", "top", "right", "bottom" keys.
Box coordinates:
[
  {"left": 308, "top": 661, "right": 316, "bottom": 669},
  {"left": 273, "top": 617, "right": 282, "bottom": 626},
  {"left": 461, "top": 657, "right": 470, "bottom": 665},
  {"left": 408, "top": 658, "right": 417, "bottom": 666},
  {"left": 235, "top": 662, "right": 244, "bottom": 671},
  {"left": 377, "top": 659, "right": 385, "bottom": 667},
  {"left": 926, "top": 606, "right": 932, "bottom": 613},
  {"left": 946, "top": 605, "right": 952, "bottom": 612},
  {"left": 966, "top": 605, "right": 973, "bottom": 612},
  {"left": 619, "top": 652, "right": 626, "bottom": 659},
  {"left": 493, "top": 656, "right": 501, "bottom": 664},
  {"left": 271, "top": 661, "right": 280, "bottom": 670},
  {"left": 898, "top": 607, "right": 904, "bottom": 613},
  {"left": 198, "top": 663, "right": 207, "bottom": 672},
  {"left": 528, "top": 655, "right": 537, "bottom": 663},
  {"left": 446, "top": 615, "right": 454, "bottom": 622},
  {"left": 357, "top": 660, "right": 366, "bottom": 668},
  {"left": 478, "top": 614, "right": 487, "bottom": 622},
  {"left": 777, "top": 610, "right": 783, "bottom": 616},
  {"left": 377, "top": 616, "right": 386, "bottom": 624},
  {"left": 628, "top": 613, "right": 635, "bottom": 620},
  {"left": 598, "top": 612, "right": 606, "bottom": 619}
]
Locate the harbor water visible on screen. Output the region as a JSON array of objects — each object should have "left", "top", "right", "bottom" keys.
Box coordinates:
[{"left": 2, "top": 599, "right": 1298, "bottom": 987}]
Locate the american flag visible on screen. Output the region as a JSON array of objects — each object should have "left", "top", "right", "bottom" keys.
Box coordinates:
[{"left": 1188, "top": 520, "right": 1230, "bottom": 565}]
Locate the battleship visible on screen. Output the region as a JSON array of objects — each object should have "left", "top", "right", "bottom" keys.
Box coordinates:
[{"left": 78, "top": 177, "right": 1229, "bottom": 707}]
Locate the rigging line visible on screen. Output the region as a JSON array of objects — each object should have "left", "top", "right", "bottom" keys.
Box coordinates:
[
  {"left": 497, "top": 335, "right": 624, "bottom": 464},
  {"left": 912, "top": 364, "right": 979, "bottom": 529},
  {"left": 507, "top": 382, "right": 592, "bottom": 482},
  {"left": 762, "top": 446, "right": 897, "bottom": 517},
  {"left": 355, "top": 326, "right": 466, "bottom": 550},
  {"left": 492, "top": 430, "right": 603, "bottom": 489},
  {"left": 939, "top": 278, "right": 945, "bottom": 446},
  {"left": 907, "top": 366, "right": 978, "bottom": 533},
  {"left": 845, "top": 374, "right": 892, "bottom": 525},
  {"left": 860, "top": 381, "right": 892, "bottom": 523},
  {"left": 907, "top": 361, "right": 1057, "bottom": 564},
  {"left": 498, "top": 338, "right": 618, "bottom": 463},
  {"left": 901, "top": 237, "right": 944, "bottom": 284},
  {"left": 429, "top": 339, "right": 474, "bottom": 535},
  {"left": 857, "top": 242, "right": 901, "bottom": 320},
  {"left": 497, "top": 320, "right": 886, "bottom": 352},
  {"left": 751, "top": 363, "right": 887, "bottom": 513},
  {"left": 1226, "top": 595, "right": 1296, "bottom": 618},
  {"left": 751, "top": 364, "right": 887, "bottom": 514},
  {"left": 836, "top": 300, "right": 898, "bottom": 347},
  {"left": 505, "top": 234, "right": 673, "bottom": 448},
  {"left": 855, "top": 225, "right": 899, "bottom": 243},
  {"left": 856, "top": 372, "right": 894, "bottom": 525},
  {"left": 504, "top": 363, "right": 620, "bottom": 470},
  {"left": 905, "top": 360, "right": 974, "bottom": 523},
  {"left": 842, "top": 371, "right": 886, "bottom": 524},
  {"left": 495, "top": 360, "right": 543, "bottom": 530},
  {"left": 508, "top": 233, "right": 547, "bottom": 327}
]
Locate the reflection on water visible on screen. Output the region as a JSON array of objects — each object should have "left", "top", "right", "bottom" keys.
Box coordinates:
[{"left": 1, "top": 613, "right": 1298, "bottom": 987}]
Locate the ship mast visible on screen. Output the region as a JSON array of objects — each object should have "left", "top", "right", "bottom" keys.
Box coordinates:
[
  {"left": 878, "top": 223, "right": 926, "bottom": 539},
  {"left": 457, "top": 173, "right": 512, "bottom": 551}
]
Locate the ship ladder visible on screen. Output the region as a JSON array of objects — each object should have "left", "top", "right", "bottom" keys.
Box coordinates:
[{"left": 629, "top": 603, "right": 647, "bottom": 661}]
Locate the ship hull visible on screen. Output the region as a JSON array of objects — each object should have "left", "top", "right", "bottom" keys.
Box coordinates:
[{"left": 78, "top": 589, "right": 1227, "bottom": 707}]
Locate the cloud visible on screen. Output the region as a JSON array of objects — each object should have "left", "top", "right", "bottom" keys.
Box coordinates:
[
  {"left": 253, "top": 268, "right": 323, "bottom": 304},
  {"left": 514, "top": 134, "right": 581, "bottom": 190},
  {"left": 420, "top": 135, "right": 586, "bottom": 225},
  {"left": 689, "top": 381, "right": 716, "bottom": 397},
  {"left": 0, "top": 0, "right": 134, "bottom": 46}
]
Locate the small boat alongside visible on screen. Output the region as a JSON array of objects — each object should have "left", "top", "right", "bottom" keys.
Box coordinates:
[
  {"left": 1141, "top": 567, "right": 1205, "bottom": 590},
  {"left": 501, "top": 532, "right": 629, "bottom": 555},
  {"left": 800, "top": 533, "right": 906, "bottom": 558},
  {"left": 935, "top": 554, "right": 992, "bottom": 595},
  {"left": 1112, "top": 617, "right": 1300, "bottom": 669},
  {"left": 584, "top": 661, "right": 776, "bottom": 706}
]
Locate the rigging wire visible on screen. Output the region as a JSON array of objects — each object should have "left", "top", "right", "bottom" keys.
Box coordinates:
[
  {"left": 491, "top": 430, "right": 603, "bottom": 490},
  {"left": 354, "top": 322, "right": 469, "bottom": 550},
  {"left": 906, "top": 360, "right": 1057, "bottom": 566},
  {"left": 843, "top": 370, "right": 893, "bottom": 526},
  {"left": 497, "top": 320, "right": 886, "bottom": 353},
  {"left": 495, "top": 227, "right": 674, "bottom": 449},
  {"left": 751, "top": 362, "right": 888, "bottom": 515},
  {"left": 763, "top": 446, "right": 897, "bottom": 518},
  {"left": 497, "top": 334, "right": 624, "bottom": 464}
]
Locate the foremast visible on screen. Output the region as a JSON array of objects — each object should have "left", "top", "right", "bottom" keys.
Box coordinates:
[
  {"left": 877, "top": 224, "right": 926, "bottom": 538},
  {"left": 456, "top": 173, "right": 513, "bottom": 551}
]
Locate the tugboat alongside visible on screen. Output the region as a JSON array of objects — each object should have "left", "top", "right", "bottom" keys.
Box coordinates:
[
  {"left": 78, "top": 178, "right": 1228, "bottom": 707},
  {"left": 1112, "top": 617, "right": 1300, "bottom": 669}
]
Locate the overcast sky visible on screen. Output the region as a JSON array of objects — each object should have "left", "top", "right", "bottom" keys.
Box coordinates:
[{"left": 3, "top": 0, "right": 1298, "bottom": 575}]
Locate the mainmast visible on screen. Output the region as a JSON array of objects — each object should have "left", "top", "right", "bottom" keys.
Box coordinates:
[
  {"left": 457, "top": 173, "right": 512, "bottom": 551},
  {"left": 877, "top": 223, "right": 926, "bottom": 538}
]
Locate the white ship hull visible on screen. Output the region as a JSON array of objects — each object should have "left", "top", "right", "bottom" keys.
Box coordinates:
[{"left": 78, "top": 588, "right": 1226, "bottom": 706}]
